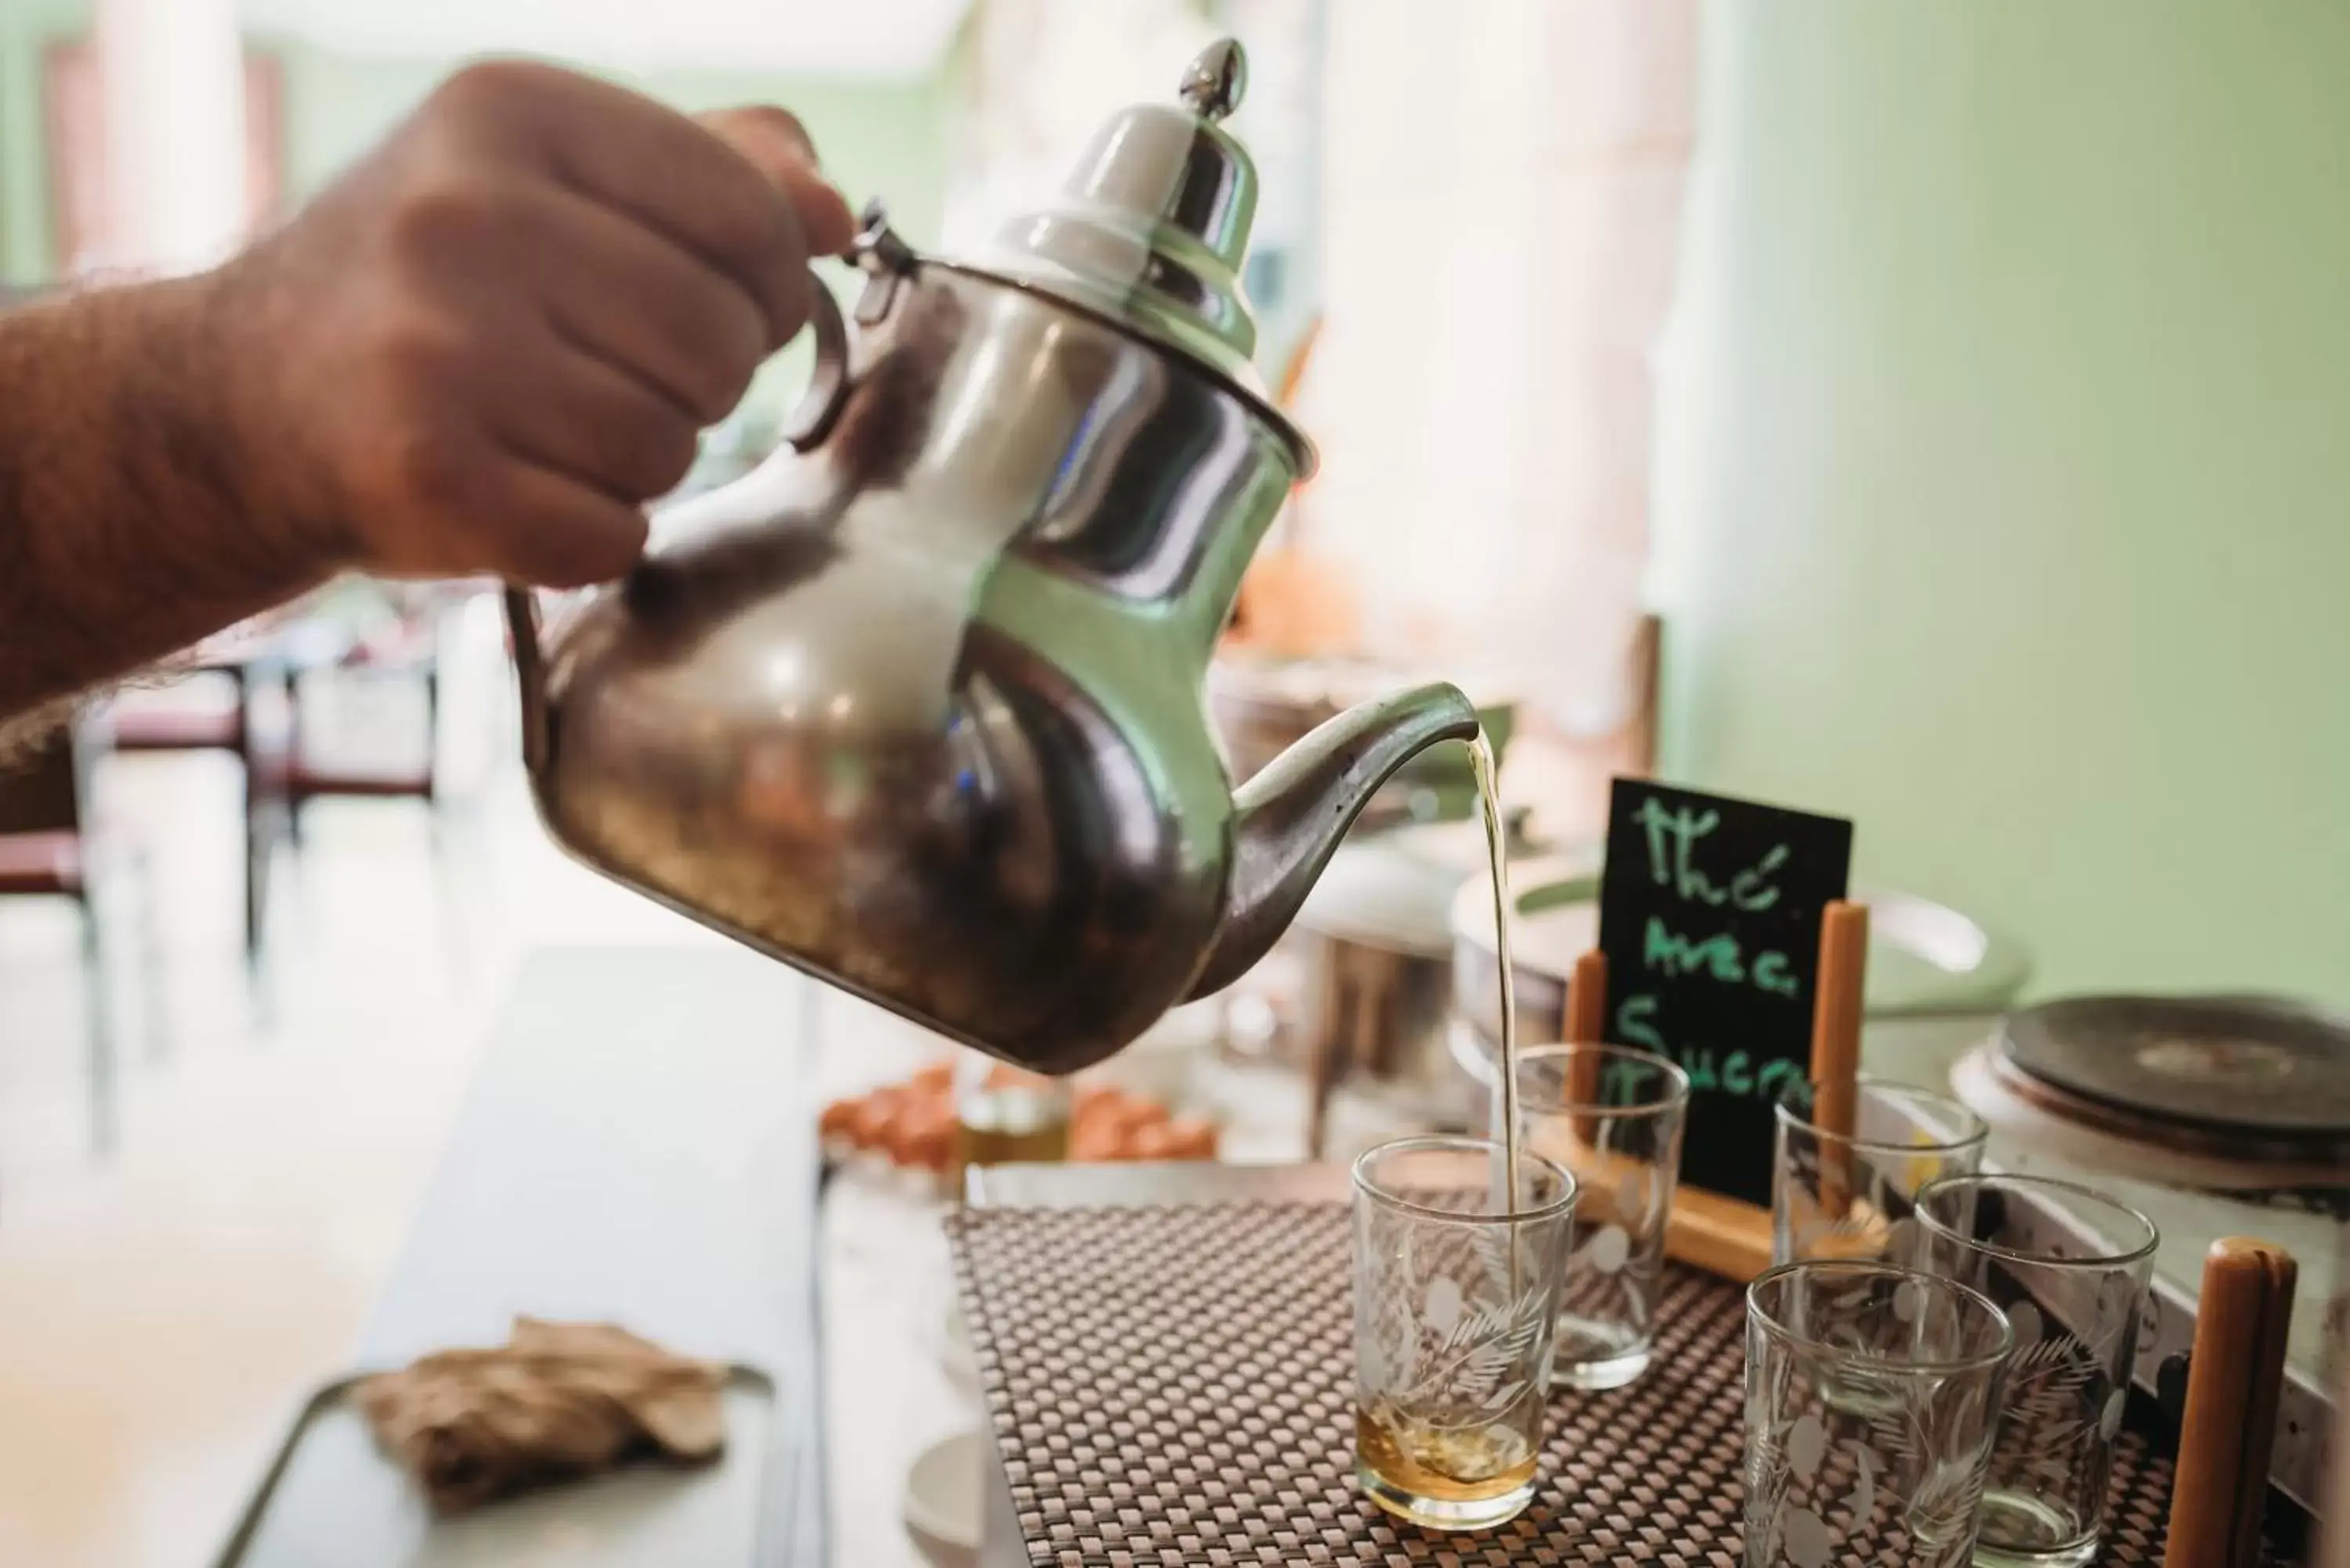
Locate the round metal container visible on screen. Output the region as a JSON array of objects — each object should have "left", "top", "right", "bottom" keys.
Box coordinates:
[
  {"left": 1996, "top": 993, "right": 2350, "bottom": 1162},
  {"left": 1447, "top": 857, "right": 2033, "bottom": 1086}
]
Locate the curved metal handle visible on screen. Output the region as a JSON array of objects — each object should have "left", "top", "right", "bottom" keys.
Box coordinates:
[
  {"left": 776, "top": 272, "right": 852, "bottom": 452},
  {"left": 504, "top": 586, "right": 551, "bottom": 775}
]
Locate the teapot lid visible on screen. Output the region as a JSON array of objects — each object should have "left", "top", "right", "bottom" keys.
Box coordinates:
[{"left": 965, "top": 39, "right": 1299, "bottom": 440}]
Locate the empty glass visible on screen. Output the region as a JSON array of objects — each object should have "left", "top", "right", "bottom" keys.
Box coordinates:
[
  {"left": 1352, "top": 1136, "right": 1578, "bottom": 1530},
  {"left": 1501, "top": 1042, "right": 1690, "bottom": 1389},
  {"left": 1773, "top": 1078, "right": 1989, "bottom": 1264},
  {"left": 1745, "top": 1260, "right": 2014, "bottom": 1568},
  {"left": 1910, "top": 1174, "right": 2159, "bottom": 1568}
]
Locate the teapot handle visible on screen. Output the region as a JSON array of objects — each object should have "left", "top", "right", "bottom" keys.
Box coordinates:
[
  {"left": 504, "top": 264, "right": 861, "bottom": 775},
  {"left": 504, "top": 584, "right": 551, "bottom": 774},
  {"left": 776, "top": 269, "right": 854, "bottom": 451}
]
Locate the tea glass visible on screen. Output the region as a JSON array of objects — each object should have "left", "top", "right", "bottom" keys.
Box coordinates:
[
  {"left": 1773, "top": 1078, "right": 1988, "bottom": 1264},
  {"left": 1910, "top": 1174, "right": 2159, "bottom": 1568},
  {"left": 1745, "top": 1259, "right": 2014, "bottom": 1568},
  {"left": 1501, "top": 1042, "right": 1690, "bottom": 1389},
  {"left": 1352, "top": 1135, "right": 1578, "bottom": 1530}
]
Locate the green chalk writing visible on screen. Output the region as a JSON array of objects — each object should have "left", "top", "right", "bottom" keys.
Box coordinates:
[
  {"left": 1752, "top": 950, "right": 1799, "bottom": 999},
  {"left": 1722, "top": 1051, "right": 1753, "bottom": 1095},
  {"left": 1635, "top": 797, "right": 1794, "bottom": 915},
  {"left": 1644, "top": 916, "right": 1746, "bottom": 981},
  {"left": 1642, "top": 916, "right": 1802, "bottom": 1004},
  {"left": 1730, "top": 845, "right": 1790, "bottom": 912},
  {"left": 1611, "top": 993, "right": 1808, "bottom": 1104},
  {"left": 1601, "top": 1055, "right": 1662, "bottom": 1107},
  {"left": 1616, "top": 993, "right": 1665, "bottom": 1053},
  {"left": 1636, "top": 799, "right": 1726, "bottom": 903}
]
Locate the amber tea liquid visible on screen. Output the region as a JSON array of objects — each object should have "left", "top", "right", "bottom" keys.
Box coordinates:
[
  {"left": 1356, "top": 1404, "right": 1539, "bottom": 1530},
  {"left": 951, "top": 1078, "right": 1071, "bottom": 1183},
  {"left": 1467, "top": 732, "right": 1521, "bottom": 1214}
]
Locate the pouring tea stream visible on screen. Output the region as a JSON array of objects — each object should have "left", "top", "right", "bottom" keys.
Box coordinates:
[{"left": 502, "top": 40, "right": 1488, "bottom": 1079}]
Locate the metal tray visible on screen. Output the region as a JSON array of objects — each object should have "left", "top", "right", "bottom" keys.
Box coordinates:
[{"left": 213, "top": 1364, "right": 782, "bottom": 1568}]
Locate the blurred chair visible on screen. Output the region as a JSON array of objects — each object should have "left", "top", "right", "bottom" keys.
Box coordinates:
[
  {"left": 271, "top": 602, "right": 447, "bottom": 833},
  {"left": 110, "top": 583, "right": 474, "bottom": 996},
  {"left": 0, "top": 712, "right": 163, "bottom": 1152},
  {"left": 245, "top": 587, "right": 476, "bottom": 962},
  {"left": 262, "top": 587, "right": 489, "bottom": 988},
  {"left": 109, "top": 645, "right": 280, "bottom": 976}
]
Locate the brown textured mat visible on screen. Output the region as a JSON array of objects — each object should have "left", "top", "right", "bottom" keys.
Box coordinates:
[{"left": 947, "top": 1199, "right": 2294, "bottom": 1567}]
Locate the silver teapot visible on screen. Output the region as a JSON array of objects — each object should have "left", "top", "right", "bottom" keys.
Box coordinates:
[{"left": 506, "top": 42, "right": 1479, "bottom": 1074}]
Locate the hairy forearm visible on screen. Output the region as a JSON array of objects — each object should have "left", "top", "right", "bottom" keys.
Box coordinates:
[
  {"left": 0, "top": 275, "right": 343, "bottom": 735},
  {"left": 0, "top": 69, "right": 854, "bottom": 749}
]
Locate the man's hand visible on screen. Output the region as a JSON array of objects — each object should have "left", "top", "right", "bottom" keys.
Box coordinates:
[
  {"left": 0, "top": 63, "right": 854, "bottom": 732},
  {"left": 214, "top": 62, "right": 855, "bottom": 587}
]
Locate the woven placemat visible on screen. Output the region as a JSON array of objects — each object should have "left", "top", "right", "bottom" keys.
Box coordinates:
[{"left": 948, "top": 1199, "right": 2296, "bottom": 1567}]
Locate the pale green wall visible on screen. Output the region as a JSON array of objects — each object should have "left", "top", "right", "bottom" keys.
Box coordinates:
[
  {"left": 1655, "top": 3, "right": 2350, "bottom": 1007},
  {"left": 0, "top": 0, "right": 88, "bottom": 284}
]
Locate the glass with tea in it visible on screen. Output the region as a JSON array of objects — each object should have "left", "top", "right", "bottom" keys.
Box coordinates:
[
  {"left": 1351, "top": 1136, "right": 1578, "bottom": 1530},
  {"left": 951, "top": 1057, "right": 1072, "bottom": 1187}
]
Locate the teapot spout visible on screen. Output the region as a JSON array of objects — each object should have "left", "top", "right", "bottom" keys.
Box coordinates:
[{"left": 1184, "top": 681, "right": 1482, "bottom": 1001}]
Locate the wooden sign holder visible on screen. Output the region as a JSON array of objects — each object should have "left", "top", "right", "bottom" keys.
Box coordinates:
[{"left": 1563, "top": 898, "right": 1871, "bottom": 1284}]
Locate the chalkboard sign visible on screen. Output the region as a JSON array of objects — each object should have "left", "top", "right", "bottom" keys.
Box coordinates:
[{"left": 1596, "top": 779, "right": 1853, "bottom": 1205}]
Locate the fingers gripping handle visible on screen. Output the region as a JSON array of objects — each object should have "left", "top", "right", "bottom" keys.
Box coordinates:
[{"left": 508, "top": 215, "right": 904, "bottom": 771}]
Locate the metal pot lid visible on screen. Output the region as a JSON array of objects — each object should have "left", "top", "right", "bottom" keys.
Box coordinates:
[
  {"left": 1448, "top": 857, "right": 2032, "bottom": 1017},
  {"left": 958, "top": 39, "right": 1309, "bottom": 470},
  {"left": 1998, "top": 994, "right": 2350, "bottom": 1137}
]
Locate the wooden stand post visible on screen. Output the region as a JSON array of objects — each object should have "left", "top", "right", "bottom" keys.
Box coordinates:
[
  {"left": 1807, "top": 900, "right": 1869, "bottom": 1222},
  {"left": 2164, "top": 1239, "right": 2297, "bottom": 1568},
  {"left": 1564, "top": 950, "right": 1607, "bottom": 1142}
]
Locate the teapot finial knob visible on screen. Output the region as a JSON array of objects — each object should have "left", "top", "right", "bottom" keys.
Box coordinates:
[{"left": 1179, "top": 38, "right": 1247, "bottom": 121}]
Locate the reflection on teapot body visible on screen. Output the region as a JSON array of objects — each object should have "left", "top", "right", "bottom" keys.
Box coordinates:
[{"left": 506, "top": 42, "right": 1479, "bottom": 1075}]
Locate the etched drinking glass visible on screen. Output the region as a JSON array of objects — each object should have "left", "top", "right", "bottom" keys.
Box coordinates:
[
  {"left": 1910, "top": 1174, "right": 2159, "bottom": 1568},
  {"left": 1772, "top": 1078, "right": 1988, "bottom": 1263},
  {"left": 1500, "top": 1042, "right": 1690, "bottom": 1389},
  {"left": 1352, "top": 1136, "right": 1578, "bottom": 1530},
  {"left": 1745, "top": 1260, "right": 2013, "bottom": 1568}
]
